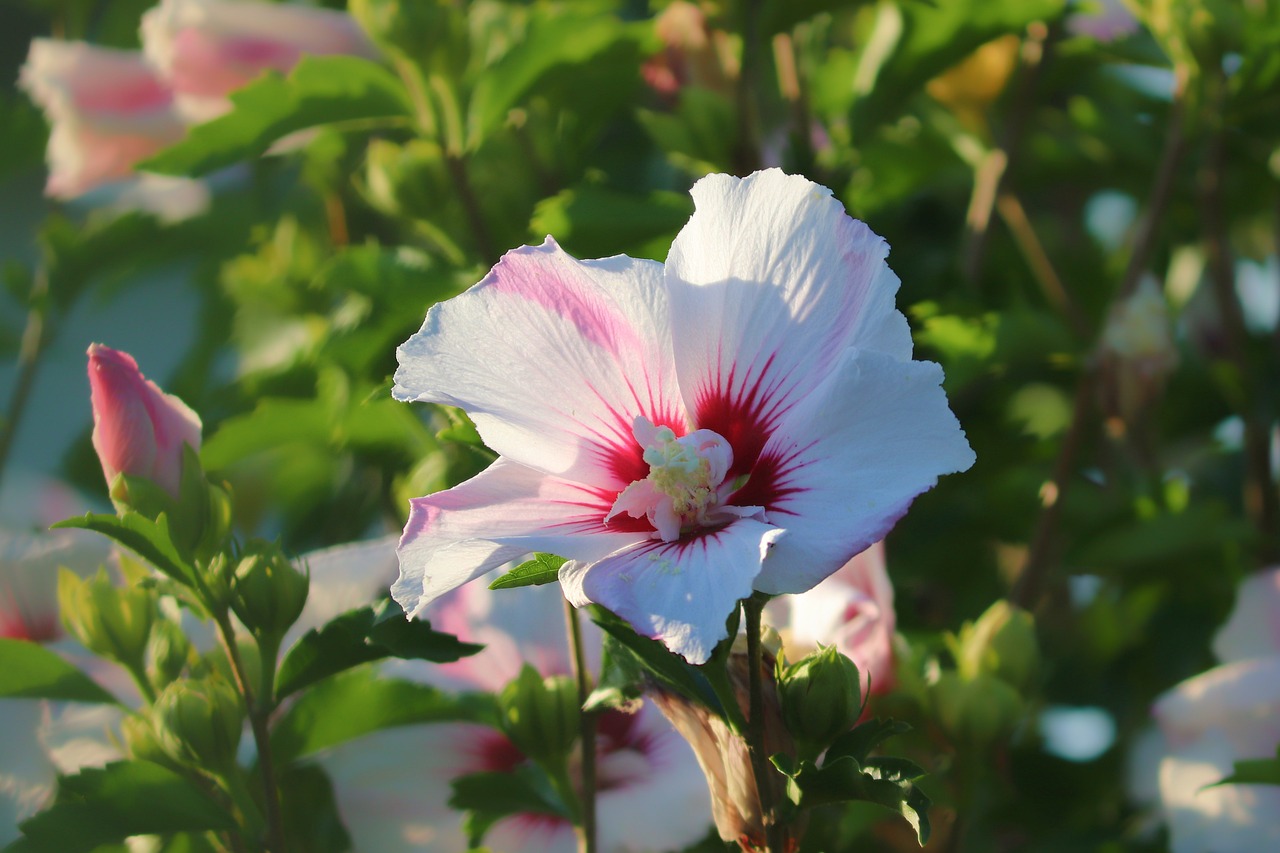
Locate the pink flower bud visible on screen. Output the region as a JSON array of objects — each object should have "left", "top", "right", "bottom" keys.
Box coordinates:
[
  {"left": 19, "top": 40, "right": 186, "bottom": 199},
  {"left": 141, "top": 0, "right": 378, "bottom": 121},
  {"left": 87, "top": 344, "right": 202, "bottom": 499}
]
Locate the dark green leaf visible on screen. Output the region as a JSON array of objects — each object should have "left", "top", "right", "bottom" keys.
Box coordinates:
[
  {"left": 449, "top": 766, "right": 572, "bottom": 848},
  {"left": 761, "top": 0, "right": 868, "bottom": 36},
  {"left": 781, "top": 754, "right": 931, "bottom": 845},
  {"left": 529, "top": 187, "right": 693, "bottom": 261},
  {"left": 0, "top": 639, "right": 119, "bottom": 704},
  {"left": 272, "top": 665, "right": 498, "bottom": 763},
  {"left": 1212, "top": 747, "right": 1280, "bottom": 788},
  {"left": 51, "top": 512, "right": 196, "bottom": 587},
  {"left": 278, "top": 764, "right": 353, "bottom": 853},
  {"left": 489, "top": 553, "right": 566, "bottom": 590},
  {"left": 13, "top": 761, "right": 235, "bottom": 852},
  {"left": 275, "top": 599, "right": 483, "bottom": 699},
  {"left": 826, "top": 718, "right": 913, "bottom": 764},
  {"left": 141, "top": 56, "right": 412, "bottom": 176}
]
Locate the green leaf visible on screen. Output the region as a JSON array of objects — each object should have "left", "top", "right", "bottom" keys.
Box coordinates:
[
  {"left": 13, "top": 761, "right": 235, "bottom": 852},
  {"left": 278, "top": 764, "right": 353, "bottom": 853},
  {"left": 826, "top": 718, "right": 912, "bottom": 765},
  {"left": 586, "top": 605, "right": 736, "bottom": 726},
  {"left": 275, "top": 599, "right": 483, "bottom": 699},
  {"left": 271, "top": 665, "right": 498, "bottom": 764},
  {"left": 466, "top": 13, "right": 632, "bottom": 146},
  {"left": 489, "top": 553, "right": 566, "bottom": 590},
  {"left": 141, "top": 55, "right": 413, "bottom": 176},
  {"left": 528, "top": 187, "right": 693, "bottom": 262},
  {"left": 761, "top": 0, "right": 868, "bottom": 36},
  {"left": 449, "top": 766, "right": 573, "bottom": 848},
  {"left": 0, "top": 639, "right": 119, "bottom": 704},
  {"left": 51, "top": 512, "right": 196, "bottom": 587},
  {"left": 780, "top": 753, "right": 931, "bottom": 845},
  {"left": 852, "top": 0, "right": 1065, "bottom": 132},
  {"left": 583, "top": 632, "right": 648, "bottom": 713},
  {"left": 1212, "top": 746, "right": 1280, "bottom": 787}
]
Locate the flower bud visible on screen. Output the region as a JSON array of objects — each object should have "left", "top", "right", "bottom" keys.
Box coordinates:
[
  {"left": 954, "top": 600, "right": 1040, "bottom": 691},
  {"left": 57, "top": 567, "right": 155, "bottom": 667},
  {"left": 122, "top": 713, "right": 174, "bottom": 767},
  {"left": 87, "top": 344, "right": 202, "bottom": 501},
  {"left": 929, "top": 672, "right": 1024, "bottom": 745},
  {"left": 229, "top": 541, "right": 310, "bottom": 638},
  {"left": 498, "top": 665, "right": 581, "bottom": 770},
  {"left": 147, "top": 617, "right": 192, "bottom": 691},
  {"left": 153, "top": 676, "right": 244, "bottom": 769},
  {"left": 777, "top": 644, "right": 862, "bottom": 760}
]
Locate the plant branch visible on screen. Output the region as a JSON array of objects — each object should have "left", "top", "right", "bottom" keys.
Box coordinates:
[
  {"left": 0, "top": 268, "right": 52, "bottom": 490},
  {"left": 995, "top": 192, "right": 1090, "bottom": 338},
  {"left": 563, "top": 600, "right": 598, "bottom": 853},
  {"left": 743, "top": 592, "right": 785, "bottom": 853}
]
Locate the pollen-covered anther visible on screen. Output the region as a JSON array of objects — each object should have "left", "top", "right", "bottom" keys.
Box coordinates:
[{"left": 607, "top": 416, "right": 734, "bottom": 541}]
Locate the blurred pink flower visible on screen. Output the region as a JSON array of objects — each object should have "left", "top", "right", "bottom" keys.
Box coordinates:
[
  {"left": 315, "top": 552, "right": 713, "bottom": 852},
  {"left": 392, "top": 169, "right": 974, "bottom": 664},
  {"left": 767, "top": 540, "right": 896, "bottom": 695},
  {"left": 142, "top": 0, "right": 377, "bottom": 121},
  {"left": 87, "top": 344, "right": 202, "bottom": 499},
  {"left": 1146, "top": 569, "right": 1280, "bottom": 852},
  {"left": 18, "top": 39, "right": 186, "bottom": 199}
]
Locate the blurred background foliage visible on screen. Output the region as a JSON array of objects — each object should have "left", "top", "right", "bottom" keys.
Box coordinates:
[{"left": 2, "top": 0, "right": 1279, "bottom": 849}]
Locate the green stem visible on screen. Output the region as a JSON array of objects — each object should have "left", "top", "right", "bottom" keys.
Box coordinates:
[
  {"left": 0, "top": 269, "right": 52, "bottom": 491},
  {"left": 743, "top": 592, "right": 785, "bottom": 853},
  {"left": 563, "top": 600, "right": 598, "bottom": 853},
  {"left": 213, "top": 612, "right": 286, "bottom": 853}
]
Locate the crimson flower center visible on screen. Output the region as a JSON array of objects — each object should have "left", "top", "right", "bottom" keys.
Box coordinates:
[{"left": 606, "top": 416, "right": 736, "bottom": 541}]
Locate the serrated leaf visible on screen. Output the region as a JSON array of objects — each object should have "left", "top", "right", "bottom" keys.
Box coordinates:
[
  {"left": 141, "top": 55, "right": 412, "bottom": 177},
  {"left": 784, "top": 753, "right": 931, "bottom": 845},
  {"left": 0, "top": 639, "right": 119, "bottom": 704},
  {"left": 272, "top": 665, "right": 498, "bottom": 764},
  {"left": 826, "top": 718, "right": 912, "bottom": 764},
  {"left": 278, "top": 764, "right": 353, "bottom": 853},
  {"left": 13, "top": 761, "right": 234, "bottom": 852},
  {"left": 583, "top": 632, "right": 647, "bottom": 713},
  {"left": 450, "top": 766, "right": 572, "bottom": 848},
  {"left": 489, "top": 553, "right": 566, "bottom": 590},
  {"left": 275, "top": 599, "right": 483, "bottom": 699},
  {"left": 51, "top": 512, "right": 196, "bottom": 587}
]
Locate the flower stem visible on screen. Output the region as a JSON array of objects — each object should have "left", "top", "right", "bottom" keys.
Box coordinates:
[
  {"left": 213, "top": 611, "right": 286, "bottom": 853},
  {"left": 743, "top": 592, "right": 785, "bottom": 853},
  {"left": 563, "top": 599, "right": 598, "bottom": 853},
  {"left": 0, "top": 268, "right": 52, "bottom": 491}
]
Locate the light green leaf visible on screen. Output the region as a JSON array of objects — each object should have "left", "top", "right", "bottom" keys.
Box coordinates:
[
  {"left": 489, "top": 553, "right": 566, "bottom": 590},
  {"left": 141, "top": 55, "right": 412, "bottom": 176},
  {"left": 52, "top": 512, "right": 196, "bottom": 587},
  {"left": 0, "top": 638, "right": 119, "bottom": 704}
]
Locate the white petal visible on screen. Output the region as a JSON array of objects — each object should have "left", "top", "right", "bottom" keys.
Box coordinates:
[
  {"left": 395, "top": 459, "right": 649, "bottom": 619},
  {"left": 1213, "top": 568, "right": 1280, "bottom": 663},
  {"left": 1153, "top": 658, "right": 1280, "bottom": 759},
  {"left": 561, "top": 518, "right": 782, "bottom": 664},
  {"left": 1159, "top": 729, "right": 1280, "bottom": 853},
  {"left": 750, "top": 350, "right": 975, "bottom": 594},
  {"left": 665, "top": 170, "right": 913, "bottom": 455},
  {"left": 395, "top": 240, "right": 684, "bottom": 487},
  {"left": 286, "top": 535, "right": 400, "bottom": 650}
]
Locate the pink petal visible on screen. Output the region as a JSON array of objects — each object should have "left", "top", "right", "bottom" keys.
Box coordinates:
[
  {"left": 664, "top": 169, "right": 913, "bottom": 482},
  {"left": 395, "top": 240, "right": 685, "bottom": 489},
  {"left": 561, "top": 518, "right": 782, "bottom": 664},
  {"left": 394, "top": 459, "right": 652, "bottom": 620},
  {"left": 747, "top": 349, "right": 975, "bottom": 594}
]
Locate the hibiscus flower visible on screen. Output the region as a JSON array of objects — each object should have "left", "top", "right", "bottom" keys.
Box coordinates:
[{"left": 393, "top": 169, "right": 974, "bottom": 663}]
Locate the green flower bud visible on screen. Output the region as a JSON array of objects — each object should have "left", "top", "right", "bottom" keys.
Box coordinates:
[
  {"left": 929, "top": 672, "right": 1023, "bottom": 745},
  {"left": 953, "top": 601, "right": 1039, "bottom": 691},
  {"left": 777, "top": 644, "right": 862, "bottom": 760},
  {"left": 57, "top": 567, "right": 155, "bottom": 667},
  {"left": 147, "top": 618, "right": 192, "bottom": 692},
  {"left": 229, "top": 541, "right": 310, "bottom": 637},
  {"left": 153, "top": 677, "right": 244, "bottom": 769},
  {"left": 122, "top": 713, "right": 175, "bottom": 768},
  {"left": 498, "top": 665, "right": 580, "bottom": 769}
]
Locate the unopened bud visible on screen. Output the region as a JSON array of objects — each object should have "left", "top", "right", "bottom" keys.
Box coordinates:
[
  {"left": 777, "top": 644, "right": 862, "bottom": 760},
  {"left": 122, "top": 713, "right": 173, "bottom": 767},
  {"left": 498, "top": 665, "right": 580, "bottom": 769},
  {"left": 154, "top": 677, "right": 244, "bottom": 768},
  {"left": 230, "top": 541, "right": 310, "bottom": 637},
  {"left": 930, "top": 672, "right": 1023, "bottom": 745},
  {"left": 57, "top": 567, "right": 155, "bottom": 666},
  {"left": 147, "top": 618, "right": 192, "bottom": 691},
  {"left": 954, "top": 601, "right": 1039, "bottom": 691}
]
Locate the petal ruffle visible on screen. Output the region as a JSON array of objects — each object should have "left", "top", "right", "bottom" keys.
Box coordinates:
[
  {"left": 561, "top": 518, "right": 782, "bottom": 664},
  {"left": 665, "top": 170, "right": 913, "bottom": 478},
  {"left": 394, "top": 239, "right": 684, "bottom": 488},
  {"left": 394, "top": 459, "right": 650, "bottom": 619},
  {"left": 748, "top": 350, "right": 975, "bottom": 594}
]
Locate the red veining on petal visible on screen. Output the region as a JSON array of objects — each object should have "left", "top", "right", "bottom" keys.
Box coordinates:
[
  {"left": 731, "top": 441, "right": 816, "bottom": 514},
  {"left": 693, "top": 352, "right": 797, "bottom": 483}
]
